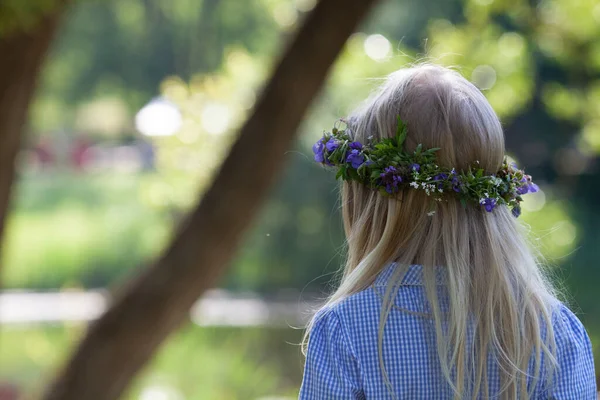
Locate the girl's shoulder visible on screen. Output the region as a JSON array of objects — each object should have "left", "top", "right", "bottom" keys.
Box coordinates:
[{"left": 547, "top": 301, "right": 597, "bottom": 398}]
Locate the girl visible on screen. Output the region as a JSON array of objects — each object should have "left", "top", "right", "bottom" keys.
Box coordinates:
[{"left": 300, "top": 64, "right": 596, "bottom": 399}]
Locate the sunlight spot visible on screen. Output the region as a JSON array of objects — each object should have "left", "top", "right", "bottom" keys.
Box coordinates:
[
  {"left": 139, "top": 385, "right": 183, "bottom": 400},
  {"left": 273, "top": 4, "right": 297, "bottom": 27},
  {"left": 295, "top": 0, "right": 316, "bottom": 12},
  {"left": 594, "top": 4, "right": 600, "bottom": 23},
  {"left": 498, "top": 33, "right": 525, "bottom": 58},
  {"left": 135, "top": 98, "right": 182, "bottom": 137},
  {"left": 521, "top": 189, "right": 546, "bottom": 212},
  {"left": 471, "top": 65, "right": 497, "bottom": 90},
  {"left": 201, "top": 103, "right": 231, "bottom": 135},
  {"left": 364, "top": 34, "right": 391, "bottom": 61},
  {"left": 550, "top": 220, "right": 577, "bottom": 247}
]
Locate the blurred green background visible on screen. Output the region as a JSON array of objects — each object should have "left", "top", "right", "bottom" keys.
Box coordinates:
[{"left": 1, "top": 0, "right": 599, "bottom": 398}]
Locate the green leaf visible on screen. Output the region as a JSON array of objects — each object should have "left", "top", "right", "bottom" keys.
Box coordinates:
[{"left": 396, "top": 116, "right": 407, "bottom": 148}]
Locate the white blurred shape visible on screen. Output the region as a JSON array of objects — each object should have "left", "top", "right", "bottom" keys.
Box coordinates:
[
  {"left": 272, "top": 4, "right": 297, "bottom": 27},
  {"left": 295, "top": 0, "right": 316, "bottom": 12},
  {"left": 0, "top": 291, "right": 106, "bottom": 323},
  {"left": 551, "top": 220, "right": 577, "bottom": 246},
  {"left": 521, "top": 189, "right": 546, "bottom": 212},
  {"left": 498, "top": 32, "right": 525, "bottom": 58},
  {"left": 139, "top": 386, "right": 183, "bottom": 400},
  {"left": 201, "top": 103, "right": 231, "bottom": 135},
  {"left": 594, "top": 4, "right": 600, "bottom": 22},
  {"left": 471, "top": 65, "right": 497, "bottom": 90},
  {"left": 135, "top": 97, "right": 182, "bottom": 137},
  {"left": 364, "top": 34, "right": 391, "bottom": 61}
]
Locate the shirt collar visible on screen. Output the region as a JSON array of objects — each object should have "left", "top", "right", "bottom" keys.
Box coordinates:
[{"left": 373, "top": 263, "right": 448, "bottom": 286}]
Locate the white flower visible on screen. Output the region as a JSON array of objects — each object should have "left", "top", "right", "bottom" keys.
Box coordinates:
[
  {"left": 438, "top": 188, "right": 443, "bottom": 193},
  {"left": 479, "top": 198, "right": 486, "bottom": 205},
  {"left": 410, "top": 181, "right": 419, "bottom": 189},
  {"left": 426, "top": 176, "right": 432, "bottom": 181},
  {"left": 427, "top": 211, "right": 436, "bottom": 217},
  {"left": 484, "top": 192, "right": 489, "bottom": 198},
  {"left": 421, "top": 182, "right": 427, "bottom": 188}
]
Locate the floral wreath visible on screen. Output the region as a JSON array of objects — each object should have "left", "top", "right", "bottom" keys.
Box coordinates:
[{"left": 312, "top": 117, "right": 538, "bottom": 217}]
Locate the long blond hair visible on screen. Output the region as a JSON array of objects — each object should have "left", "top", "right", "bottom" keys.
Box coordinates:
[{"left": 304, "top": 64, "right": 559, "bottom": 399}]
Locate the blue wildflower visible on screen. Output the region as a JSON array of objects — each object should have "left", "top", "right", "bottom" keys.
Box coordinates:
[
  {"left": 325, "top": 138, "right": 339, "bottom": 152},
  {"left": 451, "top": 176, "right": 461, "bottom": 192},
  {"left": 411, "top": 163, "right": 420, "bottom": 172},
  {"left": 312, "top": 138, "right": 325, "bottom": 163},
  {"left": 516, "top": 185, "right": 528, "bottom": 195},
  {"left": 349, "top": 141, "right": 363, "bottom": 150},
  {"left": 346, "top": 149, "right": 365, "bottom": 169},
  {"left": 512, "top": 206, "right": 522, "bottom": 218},
  {"left": 528, "top": 183, "right": 539, "bottom": 193},
  {"left": 379, "top": 166, "right": 403, "bottom": 193},
  {"left": 432, "top": 173, "right": 448, "bottom": 190},
  {"left": 482, "top": 198, "right": 497, "bottom": 212}
]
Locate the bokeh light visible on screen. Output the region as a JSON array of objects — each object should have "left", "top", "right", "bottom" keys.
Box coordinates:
[
  {"left": 364, "top": 34, "right": 392, "bottom": 62},
  {"left": 135, "top": 98, "right": 182, "bottom": 137}
]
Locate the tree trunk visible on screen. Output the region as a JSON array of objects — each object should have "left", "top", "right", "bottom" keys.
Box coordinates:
[
  {"left": 0, "top": 5, "right": 65, "bottom": 269},
  {"left": 42, "top": 0, "right": 380, "bottom": 399}
]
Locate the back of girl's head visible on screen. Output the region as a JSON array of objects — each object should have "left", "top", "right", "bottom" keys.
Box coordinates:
[
  {"left": 319, "top": 63, "right": 558, "bottom": 399},
  {"left": 342, "top": 64, "right": 530, "bottom": 278}
]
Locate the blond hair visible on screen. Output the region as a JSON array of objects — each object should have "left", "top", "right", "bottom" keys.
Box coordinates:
[{"left": 304, "top": 64, "right": 558, "bottom": 399}]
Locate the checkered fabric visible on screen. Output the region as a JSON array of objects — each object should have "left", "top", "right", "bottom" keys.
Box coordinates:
[{"left": 299, "top": 264, "right": 597, "bottom": 399}]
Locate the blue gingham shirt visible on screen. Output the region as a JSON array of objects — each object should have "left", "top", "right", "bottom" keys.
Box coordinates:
[{"left": 300, "top": 264, "right": 597, "bottom": 399}]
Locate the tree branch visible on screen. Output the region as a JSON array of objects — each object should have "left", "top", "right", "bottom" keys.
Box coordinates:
[
  {"left": 0, "top": 2, "right": 67, "bottom": 279},
  {"left": 42, "top": 0, "right": 380, "bottom": 398}
]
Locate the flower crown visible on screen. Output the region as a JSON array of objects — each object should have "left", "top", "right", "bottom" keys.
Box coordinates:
[{"left": 312, "top": 117, "right": 538, "bottom": 217}]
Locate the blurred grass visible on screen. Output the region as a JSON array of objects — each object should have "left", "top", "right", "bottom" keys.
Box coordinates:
[
  {"left": 0, "top": 323, "right": 304, "bottom": 399},
  {"left": 2, "top": 172, "right": 171, "bottom": 289}
]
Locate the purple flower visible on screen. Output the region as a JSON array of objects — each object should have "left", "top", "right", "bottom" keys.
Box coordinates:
[
  {"left": 512, "top": 206, "right": 522, "bottom": 218},
  {"left": 451, "top": 176, "right": 461, "bottom": 192},
  {"left": 431, "top": 173, "right": 448, "bottom": 190},
  {"left": 312, "top": 138, "right": 325, "bottom": 163},
  {"left": 380, "top": 166, "right": 402, "bottom": 193},
  {"left": 528, "top": 183, "right": 539, "bottom": 193},
  {"left": 482, "top": 198, "right": 497, "bottom": 212},
  {"left": 411, "top": 163, "right": 420, "bottom": 172},
  {"left": 516, "top": 185, "right": 529, "bottom": 195},
  {"left": 325, "top": 138, "right": 339, "bottom": 152},
  {"left": 349, "top": 141, "right": 363, "bottom": 150},
  {"left": 346, "top": 149, "right": 365, "bottom": 169}
]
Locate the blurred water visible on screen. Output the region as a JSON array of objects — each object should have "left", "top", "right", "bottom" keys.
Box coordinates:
[{"left": 0, "top": 290, "right": 319, "bottom": 327}]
